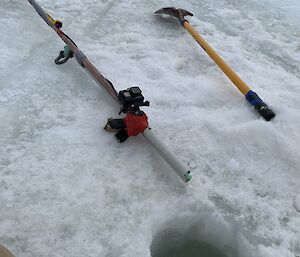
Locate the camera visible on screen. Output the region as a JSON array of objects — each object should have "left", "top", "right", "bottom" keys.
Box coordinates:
[{"left": 118, "top": 87, "right": 150, "bottom": 114}]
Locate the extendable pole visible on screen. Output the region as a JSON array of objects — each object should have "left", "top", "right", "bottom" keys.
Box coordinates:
[
  {"left": 155, "top": 7, "right": 275, "bottom": 121},
  {"left": 28, "top": 0, "right": 191, "bottom": 183}
]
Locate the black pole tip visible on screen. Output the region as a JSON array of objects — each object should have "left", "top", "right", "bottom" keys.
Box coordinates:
[
  {"left": 256, "top": 105, "right": 276, "bottom": 121},
  {"left": 246, "top": 91, "right": 275, "bottom": 122}
]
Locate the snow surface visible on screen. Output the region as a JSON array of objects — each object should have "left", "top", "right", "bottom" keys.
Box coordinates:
[{"left": 0, "top": 0, "right": 299, "bottom": 256}]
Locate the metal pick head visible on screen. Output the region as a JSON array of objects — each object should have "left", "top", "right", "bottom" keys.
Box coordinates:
[{"left": 155, "top": 7, "right": 193, "bottom": 25}]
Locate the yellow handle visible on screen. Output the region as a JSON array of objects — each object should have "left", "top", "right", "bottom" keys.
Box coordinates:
[{"left": 184, "top": 21, "right": 251, "bottom": 96}]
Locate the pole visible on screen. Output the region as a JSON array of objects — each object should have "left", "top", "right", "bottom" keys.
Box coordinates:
[
  {"left": 28, "top": 0, "right": 191, "bottom": 183},
  {"left": 155, "top": 7, "right": 275, "bottom": 121}
]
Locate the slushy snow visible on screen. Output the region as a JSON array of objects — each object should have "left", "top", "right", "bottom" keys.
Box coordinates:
[{"left": 0, "top": 0, "right": 299, "bottom": 256}]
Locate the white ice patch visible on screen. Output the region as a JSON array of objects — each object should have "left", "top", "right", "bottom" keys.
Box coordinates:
[
  {"left": 0, "top": 96, "right": 8, "bottom": 103},
  {"left": 226, "top": 158, "right": 241, "bottom": 173}
]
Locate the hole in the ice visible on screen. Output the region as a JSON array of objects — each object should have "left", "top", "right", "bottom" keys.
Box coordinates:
[
  {"left": 151, "top": 238, "right": 232, "bottom": 257},
  {"left": 150, "top": 215, "right": 254, "bottom": 257}
]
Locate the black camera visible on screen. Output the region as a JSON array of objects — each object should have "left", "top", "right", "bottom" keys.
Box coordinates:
[{"left": 118, "top": 87, "right": 150, "bottom": 114}]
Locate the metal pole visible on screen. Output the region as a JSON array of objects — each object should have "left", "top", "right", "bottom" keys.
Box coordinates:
[{"left": 142, "top": 129, "right": 191, "bottom": 182}]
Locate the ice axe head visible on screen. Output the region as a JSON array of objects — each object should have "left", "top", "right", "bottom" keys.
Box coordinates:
[{"left": 155, "top": 7, "right": 193, "bottom": 26}]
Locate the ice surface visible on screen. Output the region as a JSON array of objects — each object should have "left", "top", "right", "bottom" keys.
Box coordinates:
[
  {"left": 0, "top": 0, "right": 299, "bottom": 257},
  {"left": 295, "top": 195, "right": 300, "bottom": 213}
]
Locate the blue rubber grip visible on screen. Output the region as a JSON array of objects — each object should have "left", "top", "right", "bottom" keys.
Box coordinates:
[{"left": 245, "top": 90, "right": 263, "bottom": 106}]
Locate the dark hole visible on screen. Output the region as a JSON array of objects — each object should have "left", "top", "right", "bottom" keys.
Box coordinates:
[
  {"left": 151, "top": 228, "right": 238, "bottom": 257},
  {"left": 152, "top": 239, "right": 234, "bottom": 257}
]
